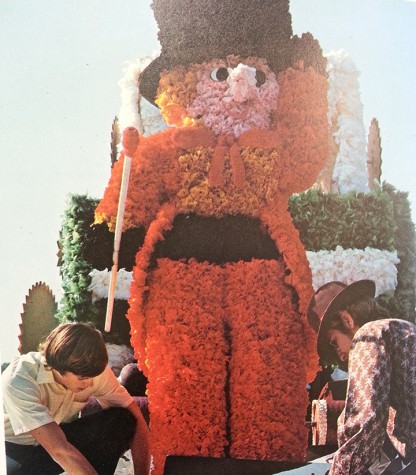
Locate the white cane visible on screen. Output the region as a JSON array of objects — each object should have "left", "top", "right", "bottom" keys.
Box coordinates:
[
  {"left": 104, "top": 127, "right": 138, "bottom": 332},
  {"left": 104, "top": 155, "right": 131, "bottom": 332}
]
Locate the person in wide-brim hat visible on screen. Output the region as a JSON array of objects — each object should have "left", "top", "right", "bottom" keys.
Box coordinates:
[
  {"left": 307, "top": 280, "right": 416, "bottom": 473},
  {"left": 307, "top": 279, "right": 378, "bottom": 365}
]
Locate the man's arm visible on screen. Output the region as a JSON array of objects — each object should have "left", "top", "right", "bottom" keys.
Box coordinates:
[
  {"left": 30, "top": 422, "right": 98, "bottom": 475},
  {"left": 127, "top": 401, "right": 151, "bottom": 475},
  {"left": 330, "top": 333, "right": 391, "bottom": 475}
]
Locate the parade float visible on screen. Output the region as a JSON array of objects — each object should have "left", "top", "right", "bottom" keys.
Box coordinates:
[{"left": 55, "top": 1, "right": 415, "bottom": 473}]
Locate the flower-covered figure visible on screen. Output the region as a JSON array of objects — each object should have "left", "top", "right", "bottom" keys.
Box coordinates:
[{"left": 95, "top": 0, "right": 329, "bottom": 473}]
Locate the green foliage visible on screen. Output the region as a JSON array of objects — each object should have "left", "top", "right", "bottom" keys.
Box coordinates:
[
  {"left": 57, "top": 195, "right": 99, "bottom": 325},
  {"left": 378, "top": 183, "right": 416, "bottom": 322},
  {"left": 288, "top": 188, "right": 396, "bottom": 251}
]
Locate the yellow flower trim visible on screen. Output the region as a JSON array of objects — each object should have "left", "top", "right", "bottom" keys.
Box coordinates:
[
  {"left": 175, "top": 146, "right": 280, "bottom": 217},
  {"left": 156, "top": 66, "right": 199, "bottom": 126}
]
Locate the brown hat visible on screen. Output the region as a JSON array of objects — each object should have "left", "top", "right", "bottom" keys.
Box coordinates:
[{"left": 307, "top": 280, "right": 376, "bottom": 360}]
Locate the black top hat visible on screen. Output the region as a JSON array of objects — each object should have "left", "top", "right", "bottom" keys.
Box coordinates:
[
  {"left": 307, "top": 280, "right": 376, "bottom": 361},
  {"left": 140, "top": 0, "right": 326, "bottom": 105}
]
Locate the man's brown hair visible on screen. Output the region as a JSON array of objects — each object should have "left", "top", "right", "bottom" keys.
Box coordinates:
[{"left": 40, "top": 322, "right": 108, "bottom": 377}]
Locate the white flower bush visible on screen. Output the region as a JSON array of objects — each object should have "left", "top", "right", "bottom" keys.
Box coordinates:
[
  {"left": 306, "top": 246, "right": 400, "bottom": 296},
  {"left": 326, "top": 50, "right": 369, "bottom": 194},
  {"left": 106, "top": 343, "right": 134, "bottom": 377},
  {"left": 88, "top": 268, "right": 133, "bottom": 302}
]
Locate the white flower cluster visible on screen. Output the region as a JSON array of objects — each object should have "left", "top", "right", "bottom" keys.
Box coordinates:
[
  {"left": 226, "top": 63, "right": 258, "bottom": 99},
  {"left": 106, "top": 343, "right": 134, "bottom": 377},
  {"left": 306, "top": 246, "right": 400, "bottom": 296},
  {"left": 326, "top": 50, "right": 369, "bottom": 194},
  {"left": 118, "top": 56, "right": 167, "bottom": 137},
  {"left": 88, "top": 268, "right": 133, "bottom": 303}
]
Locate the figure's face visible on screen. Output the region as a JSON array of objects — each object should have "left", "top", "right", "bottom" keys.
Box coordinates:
[
  {"left": 53, "top": 369, "right": 94, "bottom": 393},
  {"left": 188, "top": 57, "right": 279, "bottom": 136},
  {"left": 156, "top": 55, "right": 279, "bottom": 137}
]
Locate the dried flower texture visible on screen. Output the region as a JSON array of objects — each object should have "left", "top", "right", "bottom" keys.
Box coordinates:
[
  {"left": 186, "top": 56, "right": 279, "bottom": 137},
  {"left": 143, "top": 259, "right": 229, "bottom": 474},
  {"left": 260, "top": 200, "right": 319, "bottom": 382},
  {"left": 275, "top": 65, "right": 329, "bottom": 196},
  {"left": 128, "top": 257, "right": 309, "bottom": 474},
  {"left": 175, "top": 146, "right": 281, "bottom": 216},
  {"left": 95, "top": 65, "right": 327, "bottom": 231},
  {"left": 225, "top": 259, "right": 309, "bottom": 460},
  {"left": 128, "top": 203, "right": 177, "bottom": 367},
  {"left": 95, "top": 58, "right": 329, "bottom": 473}
]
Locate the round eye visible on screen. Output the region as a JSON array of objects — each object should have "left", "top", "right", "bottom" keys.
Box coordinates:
[
  {"left": 210, "top": 67, "right": 230, "bottom": 82},
  {"left": 255, "top": 69, "right": 266, "bottom": 87}
]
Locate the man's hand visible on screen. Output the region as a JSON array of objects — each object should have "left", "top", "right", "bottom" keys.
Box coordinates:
[
  {"left": 127, "top": 401, "right": 151, "bottom": 475},
  {"left": 30, "top": 422, "right": 98, "bottom": 475}
]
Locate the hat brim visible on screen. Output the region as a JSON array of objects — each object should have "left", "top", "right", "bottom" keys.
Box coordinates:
[
  {"left": 140, "top": 56, "right": 165, "bottom": 107},
  {"left": 316, "top": 279, "right": 376, "bottom": 361}
]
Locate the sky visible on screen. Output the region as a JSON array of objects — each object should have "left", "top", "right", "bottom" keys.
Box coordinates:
[{"left": 0, "top": 0, "right": 415, "bottom": 364}]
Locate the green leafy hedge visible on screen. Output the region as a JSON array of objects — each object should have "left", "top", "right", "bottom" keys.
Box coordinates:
[
  {"left": 57, "top": 195, "right": 99, "bottom": 325},
  {"left": 377, "top": 184, "right": 416, "bottom": 321},
  {"left": 288, "top": 188, "right": 396, "bottom": 251}
]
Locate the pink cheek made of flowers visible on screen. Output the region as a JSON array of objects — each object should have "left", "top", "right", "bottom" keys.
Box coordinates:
[{"left": 187, "top": 73, "right": 279, "bottom": 137}]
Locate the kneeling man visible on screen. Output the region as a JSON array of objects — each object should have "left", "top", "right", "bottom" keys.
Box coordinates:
[{"left": 3, "top": 322, "right": 150, "bottom": 475}]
